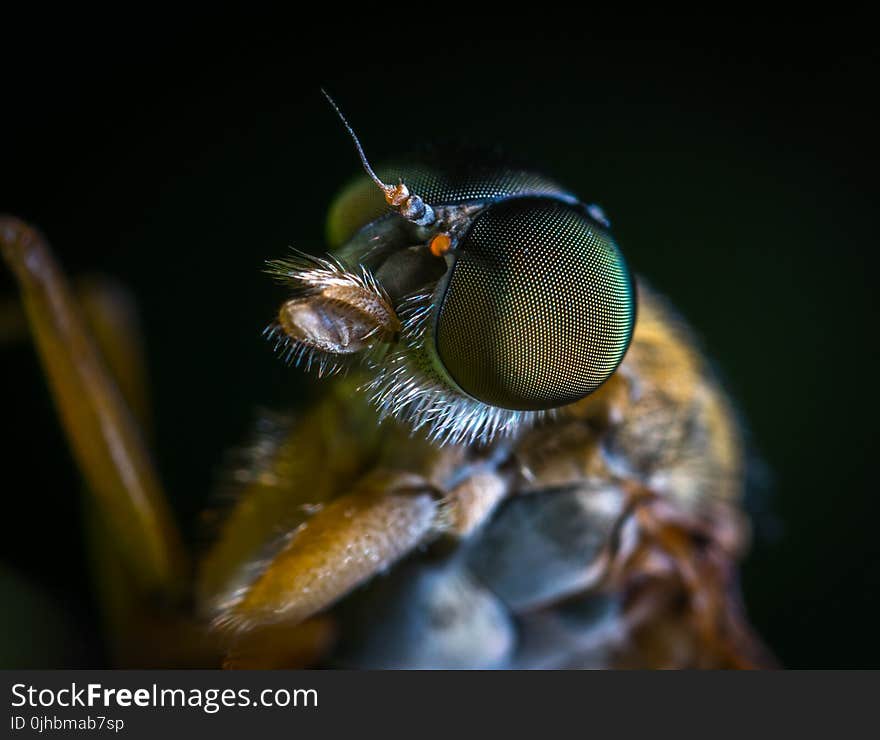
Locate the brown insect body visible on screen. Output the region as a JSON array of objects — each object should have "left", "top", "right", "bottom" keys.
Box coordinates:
[{"left": 0, "top": 140, "right": 771, "bottom": 669}]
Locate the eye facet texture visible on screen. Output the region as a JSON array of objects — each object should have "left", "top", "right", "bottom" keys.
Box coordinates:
[{"left": 435, "top": 198, "right": 635, "bottom": 411}]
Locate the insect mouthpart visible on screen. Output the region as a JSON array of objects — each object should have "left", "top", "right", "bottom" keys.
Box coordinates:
[{"left": 264, "top": 252, "right": 399, "bottom": 376}]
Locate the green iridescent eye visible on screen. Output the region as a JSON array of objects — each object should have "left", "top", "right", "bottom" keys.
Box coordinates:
[{"left": 434, "top": 197, "right": 636, "bottom": 411}]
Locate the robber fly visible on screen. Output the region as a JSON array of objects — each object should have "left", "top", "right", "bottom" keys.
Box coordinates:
[{"left": 0, "top": 93, "right": 772, "bottom": 669}]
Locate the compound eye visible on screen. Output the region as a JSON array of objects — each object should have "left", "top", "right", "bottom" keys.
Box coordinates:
[{"left": 434, "top": 198, "right": 636, "bottom": 411}]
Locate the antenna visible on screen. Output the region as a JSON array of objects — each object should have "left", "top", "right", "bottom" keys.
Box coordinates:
[
  {"left": 321, "top": 89, "right": 388, "bottom": 194},
  {"left": 321, "top": 89, "right": 436, "bottom": 227}
]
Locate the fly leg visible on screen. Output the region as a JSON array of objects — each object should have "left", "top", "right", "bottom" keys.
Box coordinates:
[
  {"left": 630, "top": 498, "right": 772, "bottom": 669},
  {"left": 212, "top": 466, "right": 511, "bottom": 668},
  {"left": 604, "top": 484, "right": 773, "bottom": 668},
  {"left": 2, "top": 253, "right": 209, "bottom": 663},
  {"left": 0, "top": 217, "right": 187, "bottom": 604},
  {"left": 212, "top": 470, "right": 440, "bottom": 663},
  {"left": 203, "top": 396, "right": 515, "bottom": 668}
]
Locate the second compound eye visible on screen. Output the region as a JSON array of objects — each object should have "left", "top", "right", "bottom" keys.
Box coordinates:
[{"left": 434, "top": 197, "right": 636, "bottom": 411}]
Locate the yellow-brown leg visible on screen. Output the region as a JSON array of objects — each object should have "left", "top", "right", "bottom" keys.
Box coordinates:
[
  {"left": 3, "top": 260, "right": 211, "bottom": 665},
  {"left": 0, "top": 216, "right": 186, "bottom": 601},
  {"left": 211, "top": 466, "right": 511, "bottom": 668},
  {"left": 212, "top": 471, "right": 441, "bottom": 666}
]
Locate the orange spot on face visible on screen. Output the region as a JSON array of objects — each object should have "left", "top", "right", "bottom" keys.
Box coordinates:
[{"left": 430, "top": 233, "right": 451, "bottom": 257}]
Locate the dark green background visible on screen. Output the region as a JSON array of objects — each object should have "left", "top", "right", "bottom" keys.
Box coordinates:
[{"left": 2, "top": 28, "right": 877, "bottom": 667}]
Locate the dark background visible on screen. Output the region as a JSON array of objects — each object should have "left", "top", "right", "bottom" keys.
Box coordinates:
[{"left": 1, "top": 27, "right": 877, "bottom": 668}]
